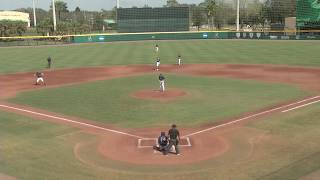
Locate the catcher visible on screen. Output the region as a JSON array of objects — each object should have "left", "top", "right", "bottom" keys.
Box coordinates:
[{"left": 153, "top": 132, "right": 169, "bottom": 155}]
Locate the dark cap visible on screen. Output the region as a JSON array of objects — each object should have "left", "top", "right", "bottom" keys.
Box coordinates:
[
  {"left": 161, "top": 132, "right": 165, "bottom": 135},
  {"left": 172, "top": 124, "right": 177, "bottom": 128}
]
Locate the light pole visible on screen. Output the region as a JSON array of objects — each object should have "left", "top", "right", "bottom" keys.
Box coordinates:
[
  {"left": 32, "top": 0, "right": 37, "bottom": 27},
  {"left": 116, "top": 0, "right": 120, "bottom": 8},
  {"left": 52, "top": 0, "right": 57, "bottom": 31},
  {"left": 236, "top": 0, "right": 240, "bottom": 31}
]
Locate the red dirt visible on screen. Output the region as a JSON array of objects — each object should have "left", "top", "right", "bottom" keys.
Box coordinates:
[
  {"left": 0, "top": 173, "right": 16, "bottom": 180},
  {"left": 0, "top": 64, "right": 319, "bottom": 165},
  {"left": 132, "top": 88, "right": 187, "bottom": 102}
]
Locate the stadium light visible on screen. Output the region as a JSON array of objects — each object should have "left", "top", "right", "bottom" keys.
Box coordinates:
[
  {"left": 52, "top": 0, "right": 57, "bottom": 31},
  {"left": 236, "top": 0, "right": 240, "bottom": 31},
  {"left": 32, "top": 0, "right": 37, "bottom": 27}
]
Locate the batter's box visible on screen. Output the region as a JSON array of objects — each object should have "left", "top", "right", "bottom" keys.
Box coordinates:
[{"left": 137, "top": 137, "right": 191, "bottom": 148}]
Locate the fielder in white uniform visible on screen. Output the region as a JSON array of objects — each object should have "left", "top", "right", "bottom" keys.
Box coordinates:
[
  {"left": 177, "top": 55, "right": 182, "bottom": 66},
  {"left": 155, "top": 57, "right": 160, "bottom": 71},
  {"left": 35, "top": 72, "right": 46, "bottom": 85},
  {"left": 155, "top": 44, "right": 159, "bottom": 52},
  {"left": 159, "top": 74, "right": 165, "bottom": 92}
]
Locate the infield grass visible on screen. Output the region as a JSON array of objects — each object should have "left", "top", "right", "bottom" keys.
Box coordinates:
[
  {"left": 0, "top": 103, "right": 319, "bottom": 180},
  {"left": 0, "top": 40, "right": 319, "bottom": 74},
  {"left": 9, "top": 74, "right": 309, "bottom": 128}
]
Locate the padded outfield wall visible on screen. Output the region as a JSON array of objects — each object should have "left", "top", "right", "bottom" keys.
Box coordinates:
[
  {"left": 117, "top": 7, "right": 189, "bottom": 33},
  {"left": 73, "top": 31, "right": 320, "bottom": 43}
]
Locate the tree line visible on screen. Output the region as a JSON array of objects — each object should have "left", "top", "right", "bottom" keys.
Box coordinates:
[{"left": 0, "top": 0, "right": 295, "bottom": 37}]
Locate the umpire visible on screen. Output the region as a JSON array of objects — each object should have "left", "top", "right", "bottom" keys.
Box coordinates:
[
  {"left": 47, "top": 56, "right": 52, "bottom": 69},
  {"left": 165, "top": 124, "right": 181, "bottom": 155}
]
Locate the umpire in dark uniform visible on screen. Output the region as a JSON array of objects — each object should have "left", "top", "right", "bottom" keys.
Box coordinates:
[
  {"left": 47, "top": 56, "right": 52, "bottom": 69},
  {"left": 165, "top": 124, "right": 180, "bottom": 155}
]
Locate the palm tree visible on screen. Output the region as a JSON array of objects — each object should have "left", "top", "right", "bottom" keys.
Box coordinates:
[
  {"left": 50, "top": 1, "right": 69, "bottom": 22},
  {"left": 205, "top": 0, "right": 217, "bottom": 30},
  {"left": 166, "top": 0, "right": 179, "bottom": 7},
  {"left": 199, "top": 0, "right": 217, "bottom": 30}
]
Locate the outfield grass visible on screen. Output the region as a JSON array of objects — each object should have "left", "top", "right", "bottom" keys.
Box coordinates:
[
  {"left": 247, "top": 103, "right": 320, "bottom": 180},
  {"left": 1, "top": 104, "right": 319, "bottom": 180},
  {"left": 9, "top": 74, "right": 309, "bottom": 128},
  {"left": 0, "top": 40, "right": 319, "bottom": 74}
]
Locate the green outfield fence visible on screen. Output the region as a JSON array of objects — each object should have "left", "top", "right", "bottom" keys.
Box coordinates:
[
  {"left": 1, "top": 31, "right": 320, "bottom": 47},
  {"left": 72, "top": 31, "right": 320, "bottom": 43}
]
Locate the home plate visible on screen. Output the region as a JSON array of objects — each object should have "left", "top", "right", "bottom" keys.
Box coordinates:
[{"left": 137, "top": 137, "right": 192, "bottom": 148}]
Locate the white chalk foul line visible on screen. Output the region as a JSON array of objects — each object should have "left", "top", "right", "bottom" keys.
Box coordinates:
[
  {"left": 282, "top": 99, "right": 320, "bottom": 113},
  {"left": 183, "top": 96, "right": 320, "bottom": 137},
  {"left": 0, "top": 104, "right": 143, "bottom": 139}
]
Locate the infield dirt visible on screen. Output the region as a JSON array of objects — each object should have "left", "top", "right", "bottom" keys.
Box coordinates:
[{"left": 0, "top": 64, "right": 319, "bottom": 165}]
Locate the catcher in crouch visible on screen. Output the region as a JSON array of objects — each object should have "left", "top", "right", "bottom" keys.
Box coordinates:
[{"left": 153, "top": 132, "right": 169, "bottom": 155}]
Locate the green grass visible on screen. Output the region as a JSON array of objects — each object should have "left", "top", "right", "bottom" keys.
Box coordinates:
[
  {"left": 248, "top": 103, "right": 320, "bottom": 180},
  {"left": 0, "top": 40, "right": 319, "bottom": 74},
  {"left": 0, "top": 111, "right": 97, "bottom": 180},
  {"left": 1, "top": 103, "right": 319, "bottom": 179},
  {"left": 9, "top": 74, "right": 309, "bottom": 128}
]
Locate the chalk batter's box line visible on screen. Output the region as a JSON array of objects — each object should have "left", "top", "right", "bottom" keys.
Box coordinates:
[{"left": 137, "top": 137, "right": 192, "bottom": 148}]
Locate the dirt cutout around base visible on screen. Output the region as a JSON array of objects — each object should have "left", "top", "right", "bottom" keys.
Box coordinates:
[
  {"left": 0, "top": 173, "right": 17, "bottom": 180},
  {"left": 132, "top": 88, "right": 187, "bottom": 102},
  {"left": 300, "top": 169, "right": 320, "bottom": 180},
  {"left": 0, "top": 64, "right": 320, "bottom": 166}
]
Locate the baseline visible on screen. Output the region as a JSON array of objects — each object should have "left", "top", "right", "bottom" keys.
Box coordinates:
[
  {"left": 0, "top": 104, "right": 143, "bottom": 139},
  {"left": 183, "top": 96, "right": 320, "bottom": 137},
  {"left": 282, "top": 99, "right": 320, "bottom": 113}
]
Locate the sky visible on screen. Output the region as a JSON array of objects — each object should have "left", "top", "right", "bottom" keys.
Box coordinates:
[{"left": 0, "top": 0, "right": 206, "bottom": 11}]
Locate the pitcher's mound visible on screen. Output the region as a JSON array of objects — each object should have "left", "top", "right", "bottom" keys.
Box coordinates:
[{"left": 132, "top": 89, "right": 187, "bottom": 102}]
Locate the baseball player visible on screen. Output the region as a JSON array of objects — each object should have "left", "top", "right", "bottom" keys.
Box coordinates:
[
  {"left": 47, "top": 56, "right": 52, "bottom": 69},
  {"left": 34, "top": 72, "right": 46, "bottom": 85},
  {"left": 165, "top": 124, "right": 180, "bottom": 155},
  {"left": 177, "top": 55, "right": 182, "bottom": 66},
  {"left": 153, "top": 132, "right": 169, "bottom": 155},
  {"left": 158, "top": 74, "right": 165, "bottom": 92},
  {"left": 155, "top": 57, "right": 160, "bottom": 71},
  {"left": 155, "top": 44, "right": 159, "bottom": 52}
]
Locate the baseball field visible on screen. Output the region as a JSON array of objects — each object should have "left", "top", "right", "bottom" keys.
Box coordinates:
[{"left": 0, "top": 39, "right": 320, "bottom": 180}]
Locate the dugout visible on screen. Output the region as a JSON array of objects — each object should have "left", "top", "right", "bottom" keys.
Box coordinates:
[{"left": 117, "top": 7, "right": 189, "bottom": 33}]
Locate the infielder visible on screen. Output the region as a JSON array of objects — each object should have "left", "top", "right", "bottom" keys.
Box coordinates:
[
  {"left": 177, "top": 55, "right": 182, "bottom": 66},
  {"left": 34, "top": 72, "right": 46, "bottom": 85},
  {"left": 158, "top": 74, "right": 165, "bottom": 92},
  {"left": 155, "top": 57, "right": 160, "bottom": 71},
  {"left": 155, "top": 44, "right": 159, "bottom": 52},
  {"left": 165, "top": 124, "right": 180, "bottom": 155}
]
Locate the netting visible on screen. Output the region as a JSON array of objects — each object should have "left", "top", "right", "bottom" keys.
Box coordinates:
[
  {"left": 117, "top": 7, "right": 189, "bottom": 33},
  {"left": 116, "top": 0, "right": 319, "bottom": 32},
  {"left": 1, "top": 0, "right": 320, "bottom": 43},
  {"left": 297, "top": 0, "right": 320, "bottom": 30}
]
